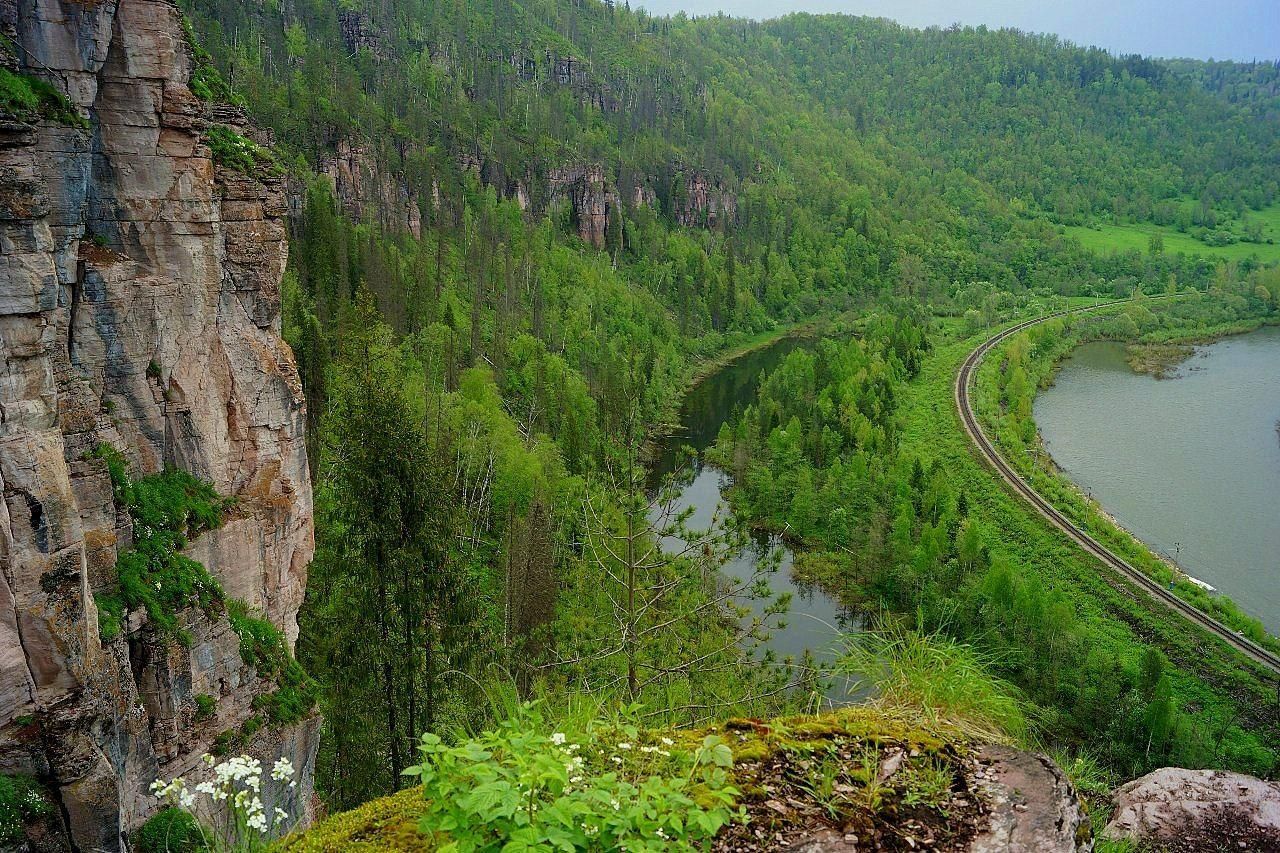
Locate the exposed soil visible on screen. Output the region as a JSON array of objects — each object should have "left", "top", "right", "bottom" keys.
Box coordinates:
[{"left": 711, "top": 722, "right": 985, "bottom": 853}]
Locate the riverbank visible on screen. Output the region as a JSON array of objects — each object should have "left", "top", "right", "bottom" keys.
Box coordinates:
[
  {"left": 914, "top": 323, "right": 1278, "bottom": 771},
  {"left": 652, "top": 300, "right": 1279, "bottom": 777},
  {"left": 974, "top": 300, "right": 1280, "bottom": 656},
  {"left": 642, "top": 316, "right": 830, "bottom": 467},
  {"left": 1126, "top": 315, "right": 1278, "bottom": 377}
]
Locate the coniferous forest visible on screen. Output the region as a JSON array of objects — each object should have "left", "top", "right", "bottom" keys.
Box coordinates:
[{"left": 7, "top": 0, "right": 1279, "bottom": 848}]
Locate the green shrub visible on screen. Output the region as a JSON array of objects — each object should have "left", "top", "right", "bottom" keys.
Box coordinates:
[
  {"left": 205, "top": 125, "right": 274, "bottom": 173},
  {"left": 0, "top": 67, "right": 85, "bottom": 126},
  {"left": 134, "top": 806, "right": 208, "bottom": 852},
  {"left": 228, "top": 600, "right": 317, "bottom": 725},
  {"left": 402, "top": 703, "right": 741, "bottom": 851},
  {"left": 178, "top": 15, "right": 241, "bottom": 106},
  {"left": 0, "top": 775, "right": 53, "bottom": 845},
  {"left": 194, "top": 694, "right": 216, "bottom": 720},
  {"left": 90, "top": 444, "right": 229, "bottom": 643}
]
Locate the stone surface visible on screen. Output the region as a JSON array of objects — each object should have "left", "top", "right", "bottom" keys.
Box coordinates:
[
  {"left": 1104, "top": 767, "right": 1280, "bottom": 852},
  {"left": 967, "top": 745, "right": 1088, "bottom": 852},
  {"left": 319, "top": 136, "right": 422, "bottom": 238},
  {"left": 673, "top": 169, "right": 736, "bottom": 230},
  {"left": 0, "top": 0, "right": 315, "bottom": 848},
  {"left": 548, "top": 163, "right": 619, "bottom": 248}
]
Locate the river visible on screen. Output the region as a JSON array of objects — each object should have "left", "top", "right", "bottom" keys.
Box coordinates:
[
  {"left": 1034, "top": 326, "right": 1280, "bottom": 633},
  {"left": 648, "top": 334, "right": 859, "bottom": 703}
]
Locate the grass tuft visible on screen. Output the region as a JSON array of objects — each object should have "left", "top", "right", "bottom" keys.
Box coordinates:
[{"left": 837, "top": 622, "right": 1028, "bottom": 744}]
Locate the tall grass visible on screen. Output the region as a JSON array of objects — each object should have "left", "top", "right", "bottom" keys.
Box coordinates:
[{"left": 837, "top": 622, "right": 1028, "bottom": 744}]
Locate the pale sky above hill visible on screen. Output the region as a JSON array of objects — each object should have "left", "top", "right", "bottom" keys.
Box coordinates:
[{"left": 634, "top": 0, "right": 1280, "bottom": 62}]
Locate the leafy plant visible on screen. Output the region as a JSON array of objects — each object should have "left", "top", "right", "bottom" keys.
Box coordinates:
[
  {"left": 149, "top": 755, "right": 298, "bottom": 851},
  {"left": 402, "top": 703, "right": 741, "bottom": 851},
  {"left": 0, "top": 774, "right": 52, "bottom": 845},
  {"left": 205, "top": 125, "right": 274, "bottom": 173},
  {"left": 228, "top": 600, "right": 318, "bottom": 726},
  {"left": 90, "top": 444, "right": 229, "bottom": 643},
  {"left": 195, "top": 694, "right": 217, "bottom": 721},
  {"left": 136, "top": 807, "right": 208, "bottom": 852}
]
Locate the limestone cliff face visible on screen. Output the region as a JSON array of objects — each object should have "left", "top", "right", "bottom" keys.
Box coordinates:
[
  {"left": 548, "top": 164, "right": 618, "bottom": 249},
  {"left": 0, "top": 0, "right": 316, "bottom": 848}
]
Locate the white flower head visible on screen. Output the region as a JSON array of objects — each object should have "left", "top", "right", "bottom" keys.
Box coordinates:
[{"left": 550, "top": 732, "right": 566, "bottom": 746}]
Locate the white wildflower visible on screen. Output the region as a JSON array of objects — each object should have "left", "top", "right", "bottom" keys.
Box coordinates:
[
  {"left": 271, "top": 757, "right": 295, "bottom": 781},
  {"left": 550, "top": 732, "right": 566, "bottom": 746}
]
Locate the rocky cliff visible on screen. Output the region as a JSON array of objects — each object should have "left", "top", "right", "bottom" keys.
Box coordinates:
[{"left": 0, "top": 0, "right": 316, "bottom": 849}]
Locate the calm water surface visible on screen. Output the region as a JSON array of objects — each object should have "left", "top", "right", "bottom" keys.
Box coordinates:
[
  {"left": 649, "top": 336, "right": 860, "bottom": 702},
  {"left": 1035, "top": 326, "right": 1280, "bottom": 632}
]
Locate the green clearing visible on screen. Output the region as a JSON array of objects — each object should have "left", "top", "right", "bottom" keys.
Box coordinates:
[{"left": 1064, "top": 215, "right": 1280, "bottom": 264}]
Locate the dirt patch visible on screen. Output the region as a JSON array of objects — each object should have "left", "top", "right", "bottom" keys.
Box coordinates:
[{"left": 712, "top": 721, "right": 985, "bottom": 852}]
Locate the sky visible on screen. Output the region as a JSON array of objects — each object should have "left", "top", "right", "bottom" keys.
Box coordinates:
[{"left": 633, "top": 0, "right": 1280, "bottom": 62}]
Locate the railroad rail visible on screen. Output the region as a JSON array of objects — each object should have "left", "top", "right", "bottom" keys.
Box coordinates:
[{"left": 954, "top": 302, "right": 1280, "bottom": 675}]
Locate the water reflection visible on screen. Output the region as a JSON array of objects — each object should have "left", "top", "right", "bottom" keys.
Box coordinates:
[{"left": 648, "top": 336, "right": 865, "bottom": 704}]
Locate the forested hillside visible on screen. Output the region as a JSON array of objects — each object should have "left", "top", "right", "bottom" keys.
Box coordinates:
[{"left": 178, "top": 0, "right": 1280, "bottom": 818}]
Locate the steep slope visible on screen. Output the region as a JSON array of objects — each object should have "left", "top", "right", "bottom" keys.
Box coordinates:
[{"left": 0, "top": 0, "right": 315, "bottom": 847}]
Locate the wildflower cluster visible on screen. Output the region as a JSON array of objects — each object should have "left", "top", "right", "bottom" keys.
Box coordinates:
[
  {"left": 402, "top": 703, "right": 741, "bottom": 852},
  {"left": 0, "top": 774, "right": 53, "bottom": 845},
  {"left": 146, "top": 754, "right": 296, "bottom": 850}
]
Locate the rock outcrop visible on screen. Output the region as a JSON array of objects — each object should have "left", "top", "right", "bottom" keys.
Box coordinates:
[
  {"left": 673, "top": 169, "right": 736, "bottom": 230},
  {"left": 548, "top": 164, "right": 619, "bottom": 249},
  {"left": 0, "top": 0, "right": 315, "bottom": 848},
  {"left": 1103, "top": 767, "right": 1280, "bottom": 851},
  {"left": 772, "top": 745, "right": 1089, "bottom": 853},
  {"left": 318, "top": 137, "right": 421, "bottom": 238}
]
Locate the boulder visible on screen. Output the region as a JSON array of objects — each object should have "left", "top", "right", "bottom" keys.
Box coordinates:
[{"left": 1103, "top": 767, "right": 1280, "bottom": 852}]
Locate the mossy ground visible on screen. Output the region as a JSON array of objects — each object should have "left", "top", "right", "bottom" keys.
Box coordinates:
[{"left": 278, "top": 706, "right": 986, "bottom": 852}]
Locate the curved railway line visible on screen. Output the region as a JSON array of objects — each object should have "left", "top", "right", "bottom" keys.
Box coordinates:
[{"left": 955, "top": 304, "right": 1280, "bottom": 676}]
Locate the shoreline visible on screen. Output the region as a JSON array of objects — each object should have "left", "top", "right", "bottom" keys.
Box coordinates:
[
  {"left": 1011, "top": 313, "right": 1280, "bottom": 650},
  {"left": 1125, "top": 316, "right": 1278, "bottom": 378},
  {"left": 641, "top": 317, "right": 829, "bottom": 466}
]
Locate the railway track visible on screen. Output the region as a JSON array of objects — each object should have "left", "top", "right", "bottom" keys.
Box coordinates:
[{"left": 955, "top": 303, "right": 1280, "bottom": 676}]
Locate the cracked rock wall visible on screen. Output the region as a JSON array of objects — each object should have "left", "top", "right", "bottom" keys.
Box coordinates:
[{"left": 0, "top": 0, "right": 316, "bottom": 848}]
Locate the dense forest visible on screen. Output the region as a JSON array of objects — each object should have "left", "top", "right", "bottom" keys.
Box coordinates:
[{"left": 175, "top": 0, "right": 1280, "bottom": 821}]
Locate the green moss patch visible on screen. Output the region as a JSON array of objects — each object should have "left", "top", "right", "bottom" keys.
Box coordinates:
[
  {"left": 134, "top": 806, "right": 208, "bottom": 852},
  {"left": 90, "top": 445, "right": 316, "bottom": 733},
  {"left": 0, "top": 67, "right": 85, "bottom": 127},
  {"left": 206, "top": 124, "right": 275, "bottom": 173},
  {"left": 278, "top": 706, "right": 984, "bottom": 852}
]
